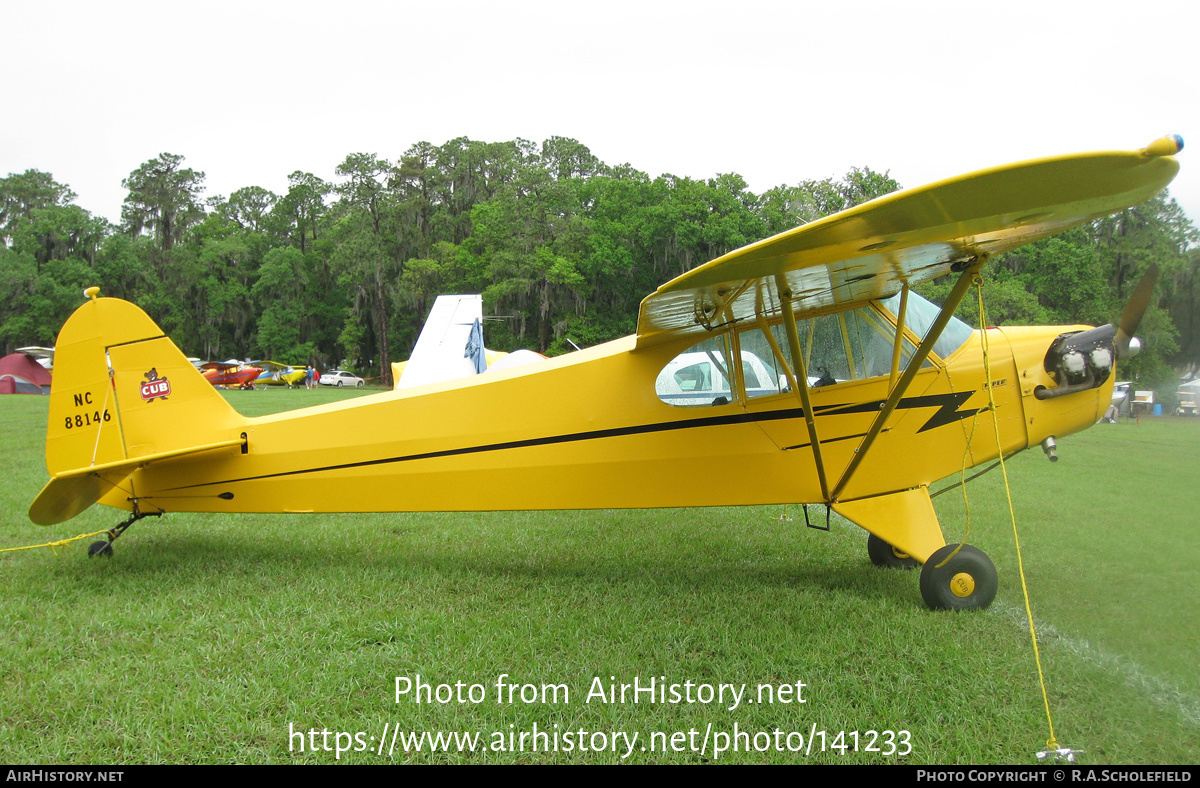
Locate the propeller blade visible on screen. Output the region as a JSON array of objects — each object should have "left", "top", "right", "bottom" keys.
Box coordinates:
[{"left": 1116, "top": 264, "right": 1158, "bottom": 360}]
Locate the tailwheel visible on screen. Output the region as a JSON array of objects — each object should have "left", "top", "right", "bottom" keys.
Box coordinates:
[
  {"left": 919, "top": 543, "right": 998, "bottom": 611},
  {"left": 867, "top": 533, "right": 919, "bottom": 569},
  {"left": 86, "top": 507, "right": 161, "bottom": 559}
]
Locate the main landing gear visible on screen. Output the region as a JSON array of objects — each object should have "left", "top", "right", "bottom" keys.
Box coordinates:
[
  {"left": 87, "top": 508, "right": 161, "bottom": 559},
  {"left": 867, "top": 533, "right": 919, "bottom": 569},
  {"left": 868, "top": 535, "right": 998, "bottom": 611}
]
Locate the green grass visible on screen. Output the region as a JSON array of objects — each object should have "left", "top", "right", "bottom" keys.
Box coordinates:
[{"left": 2, "top": 390, "right": 1198, "bottom": 764}]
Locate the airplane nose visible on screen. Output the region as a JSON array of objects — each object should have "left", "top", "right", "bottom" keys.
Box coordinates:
[
  {"left": 1034, "top": 265, "right": 1158, "bottom": 401},
  {"left": 1035, "top": 324, "right": 1116, "bottom": 400}
]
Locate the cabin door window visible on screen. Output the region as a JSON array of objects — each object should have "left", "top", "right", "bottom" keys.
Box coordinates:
[{"left": 654, "top": 334, "right": 736, "bottom": 407}]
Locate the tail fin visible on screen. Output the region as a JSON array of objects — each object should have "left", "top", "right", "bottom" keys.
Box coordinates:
[{"left": 30, "top": 290, "right": 245, "bottom": 524}]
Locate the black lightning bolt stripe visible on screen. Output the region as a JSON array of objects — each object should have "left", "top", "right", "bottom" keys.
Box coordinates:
[
  {"left": 165, "top": 391, "right": 981, "bottom": 490},
  {"left": 813, "top": 391, "right": 980, "bottom": 433}
]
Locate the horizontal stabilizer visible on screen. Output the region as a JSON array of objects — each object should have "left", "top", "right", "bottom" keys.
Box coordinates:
[
  {"left": 29, "top": 473, "right": 120, "bottom": 526},
  {"left": 29, "top": 437, "right": 247, "bottom": 525}
]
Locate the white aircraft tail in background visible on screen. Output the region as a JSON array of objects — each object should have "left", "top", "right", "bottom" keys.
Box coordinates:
[
  {"left": 395, "top": 295, "right": 486, "bottom": 389},
  {"left": 394, "top": 295, "right": 547, "bottom": 389}
]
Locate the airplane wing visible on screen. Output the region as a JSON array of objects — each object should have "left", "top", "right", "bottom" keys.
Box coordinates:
[
  {"left": 635, "top": 137, "right": 1182, "bottom": 349},
  {"left": 16, "top": 346, "right": 54, "bottom": 369},
  {"left": 396, "top": 294, "right": 486, "bottom": 389}
]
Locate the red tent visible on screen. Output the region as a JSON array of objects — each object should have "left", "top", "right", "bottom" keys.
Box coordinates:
[{"left": 0, "top": 353, "right": 52, "bottom": 394}]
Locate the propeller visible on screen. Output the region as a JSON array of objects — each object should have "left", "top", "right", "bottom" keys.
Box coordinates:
[{"left": 1115, "top": 264, "right": 1158, "bottom": 360}]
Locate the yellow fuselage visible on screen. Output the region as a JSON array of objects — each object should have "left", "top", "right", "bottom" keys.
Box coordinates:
[{"left": 100, "top": 321, "right": 1105, "bottom": 516}]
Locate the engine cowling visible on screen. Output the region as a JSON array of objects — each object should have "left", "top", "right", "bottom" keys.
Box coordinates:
[{"left": 1035, "top": 325, "right": 1116, "bottom": 400}]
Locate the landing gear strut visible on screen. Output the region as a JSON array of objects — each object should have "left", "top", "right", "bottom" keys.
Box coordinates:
[{"left": 87, "top": 507, "right": 161, "bottom": 559}]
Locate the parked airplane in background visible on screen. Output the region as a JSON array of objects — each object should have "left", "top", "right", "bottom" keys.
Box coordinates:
[
  {"left": 252, "top": 361, "right": 307, "bottom": 388},
  {"left": 16, "top": 347, "right": 55, "bottom": 370},
  {"left": 199, "top": 361, "right": 262, "bottom": 389},
  {"left": 26, "top": 136, "right": 1182, "bottom": 609}
]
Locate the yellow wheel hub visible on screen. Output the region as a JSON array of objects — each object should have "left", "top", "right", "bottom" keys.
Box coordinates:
[
  {"left": 891, "top": 546, "right": 911, "bottom": 560},
  {"left": 950, "top": 572, "right": 976, "bottom": 598}
]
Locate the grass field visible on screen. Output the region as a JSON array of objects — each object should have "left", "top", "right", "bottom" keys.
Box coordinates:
[{"left": 2, "top": 387, "right": 1198, "bottom": 764}]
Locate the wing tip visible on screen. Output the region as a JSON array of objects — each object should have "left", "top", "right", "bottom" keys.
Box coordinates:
[{"left": 1142, "top": 134, "right": 1184, "bottom": 158}]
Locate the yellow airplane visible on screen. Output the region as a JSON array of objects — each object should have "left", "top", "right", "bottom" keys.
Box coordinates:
[
  {"left": 252, "top": 360, "right": 308, "bottom": 388},
  {"left": 27, "top": 136, "right": 1183, "bottom": 610}
]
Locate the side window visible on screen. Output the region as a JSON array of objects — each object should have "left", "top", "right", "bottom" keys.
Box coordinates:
[
  {"left": 804, "top": 313, "right": 855, "bottom": 385},
  {"left": 737, "top": 325, "right": 789, "bottom": 400},
  {"left": 655, "top": 335, "right": 734, "bottom": 407},
  {"left": 790, "top": 306, "right": 923, "bottom": 388},
  {"left": 656, "top": 303, "right": 931, "bottom": 407},
  {"left": 841, "top": 308, "right": 907, "bottom": 379},
  {"left": 802, "top": 308, "right": 919, "bottom": 385}
]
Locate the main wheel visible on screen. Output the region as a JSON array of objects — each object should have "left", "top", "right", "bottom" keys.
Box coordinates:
[
  {"left": 88, "top": 541, "right": 113, "bottom": 558},
  {"left": 867, "top": 533, "right": 918, "bottom": 569},
  {"left": 919, "top": 544, "right": 997, "bottom": 610}
]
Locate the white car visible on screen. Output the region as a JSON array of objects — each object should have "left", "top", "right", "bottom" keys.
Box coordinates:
[{"left": 320, "top": 370, "right": 365, "bottom": 387}]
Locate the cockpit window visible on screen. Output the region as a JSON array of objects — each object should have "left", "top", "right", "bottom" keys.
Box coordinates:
[
  {"left": 736, "top": 325, "right": 789, "bottom": 399},
  {"left": 790, "top": 306, "right": 923, "bottom": 387},
  {"left": 655, "top": 335, "right": 736, "bottom": 407},
  {"left": 880, "top": 290, "right": 974, "bottom": 361},
  {"left": 655, "top": 295, "right": 963, "bottom": 407}
]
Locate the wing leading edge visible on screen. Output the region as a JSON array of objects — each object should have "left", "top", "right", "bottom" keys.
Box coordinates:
[{"left": 634, "top": 137, "right": 1182, "bottom": 349}]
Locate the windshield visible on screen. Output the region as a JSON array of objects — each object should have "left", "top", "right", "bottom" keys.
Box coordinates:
[{"left": 879, "top": 290, "right": 974, "bottom": 361}]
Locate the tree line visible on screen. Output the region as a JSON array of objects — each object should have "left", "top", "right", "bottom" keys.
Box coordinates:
[{"left": 1, "top": 137, "right": 1196, "bottom": 392}]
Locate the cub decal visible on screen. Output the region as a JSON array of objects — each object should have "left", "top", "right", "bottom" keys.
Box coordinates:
[{"left": 140, "top": 368, "right": 170, "bottom": 402}]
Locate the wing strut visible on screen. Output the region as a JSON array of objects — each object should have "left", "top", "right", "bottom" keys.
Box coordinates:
[
  {"left": 889, "top": 285, "right": 910, "bottom": 390},
  {"left": 830, "top": 259, "right": 986, "bottom": 502},
  {"left": 771, "top": 274, "right": 832, "bottom": 503}
]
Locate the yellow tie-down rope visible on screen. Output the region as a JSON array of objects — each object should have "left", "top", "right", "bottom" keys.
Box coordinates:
[
  {"left": 1, "top": 529, "right": 114, "bottom": 558},
  {"left": 970, "top": 276, "right": 1072, "bottom": 761}
]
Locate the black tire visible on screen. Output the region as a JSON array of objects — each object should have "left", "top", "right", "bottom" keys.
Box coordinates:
[
  {"left": 88, "top": 541, "right": 113, "bottom": 558},
  {"left": 356, "top": 381, "right": 363, "bottom": 387},
  {"left": 919, "top": 544, "right": 997, "bottom": 611},
  {"left": 336, "top": 381, "right": 343, "bottom": 387},
  {"left": 867, "top": 533, "right": 919, "bottom": 569}
]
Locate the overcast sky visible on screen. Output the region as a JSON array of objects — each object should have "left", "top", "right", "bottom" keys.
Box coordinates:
[{"left": 3, "top": 0, "right": 1196, "bottom": 229}]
